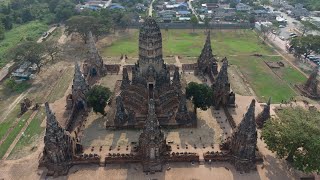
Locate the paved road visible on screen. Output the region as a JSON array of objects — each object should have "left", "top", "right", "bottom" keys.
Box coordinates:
[
  {"left": 148, "top": 0, "right": 155, "bottom": 17},
  {"left": 188, "top": 0, "right": 199, "bottom": 21}
]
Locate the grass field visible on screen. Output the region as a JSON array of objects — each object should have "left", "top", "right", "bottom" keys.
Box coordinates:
[
  {"left": 101, "top": 29, "right": 275, "bottom": 57},
  {"left": 8, "top": 108, "right": 45, "bottom": 159},
  {"left": 0, "top": 110, "right": 33, "bottom": 158},
  {"left": 0, "top": 21, "right": 48, "bottom": 68}
]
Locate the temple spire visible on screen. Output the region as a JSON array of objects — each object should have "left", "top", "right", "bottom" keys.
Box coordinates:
[
  {"left": 212, "top": 58, "right": 232, "bottom": 109},
  {"left": 304, "top": 67, "right": 319, "bottom": 96},
  {"left": 229, "top": 99, "right": 257, "bottom": 172},
  {"left": 121, "top": 68, "right": 130, "bottom": 89},
  {"left": 172, "top": 66, "right": 181, "bottom": 88}
]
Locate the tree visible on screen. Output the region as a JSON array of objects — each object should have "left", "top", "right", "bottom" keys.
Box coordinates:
[
  {"left": 262, "top": 107, "right": 320, "bottom": 173},
  {"left": 300, "top": 20, "right": 320, "bottom": 36},
  {"left": 190, "top": 15, "right": 198, "bottom": 33},
  {"left": 186, "top": 82, "right": 213, "bottom": 113},
  {"left": 65, "top": 15, "right": 108, "bottom": 43},
  {"left": 260, "top": 0, "right": 271, "bottom": 5},
  {"left": 54, "top": 0, "right": 76, "bottom": 21},
  {"left": 86, "top": 85, "right": 112, "bottom": 115},
  {"left": 258, "top": 24, "right": 272, "bottom": 43},
  {"left": 10, "top": 41, "right": 46, "bottom": 72},
  {"left": 0, "top": 23, "right": 5, "bottom": 40},
  {"left": 43, "top": 41, "right": 60, "bottom": 62},
  {"left": 290, "top": 35, "right": 320, "bottom": 58}
]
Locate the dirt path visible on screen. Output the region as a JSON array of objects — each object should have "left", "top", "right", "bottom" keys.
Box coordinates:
[{"left": 58, "top": 27, "right": 68, "bottom": 45}]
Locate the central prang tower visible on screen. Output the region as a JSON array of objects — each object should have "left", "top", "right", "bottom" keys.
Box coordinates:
[
  {"left": 110, "top": 17, "right": 196, "bottom": 128},
  {"left": 138, "top": 17, "right": 165, "bottom": 75}
]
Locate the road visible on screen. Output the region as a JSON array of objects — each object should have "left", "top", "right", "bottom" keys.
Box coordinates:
[
  {"left": 188, "top": 0, "right": 199, "bottom": 21},
  {"left": 36, "top": 26, "right": 57, "bottom": 43},
  {"left": 148, "top": 0, "right": 155, "bottom": 17}
]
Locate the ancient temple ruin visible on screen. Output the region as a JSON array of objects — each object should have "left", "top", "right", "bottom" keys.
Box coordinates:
[
  {"left": 110, "top": 18, "right": 195, "bottom": 128},
  {"left": 304, "top": 67, "right": 320, "bottom": 97},
  {"left": 138, "top": 99, "right": 169, "bottom": 172},
  {"left": 82, "top": 31, "right": 105, "bottom": 81},
  {"left": 196, "top": 31, "right": 218, "bottom": 79},
  {"left": 40, "top": 103, "right": 82, "bottom": 176},
  {"left": 228, "top": 99, "right": 257, "bottom": 172},
  {"left": 256, "top": 97, "right": 271, "bottom": 129},
  {"left": 66, "top": 63, "right": 89, "bottom": 110},
  {"left": 65, "top": 63, "right": 90, "bottom": 131},
  {"left": 212, "top": 58, "right": 236, "bottom": 109}
]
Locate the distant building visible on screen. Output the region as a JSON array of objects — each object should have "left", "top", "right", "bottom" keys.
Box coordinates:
[
  {"left": 291, "top": 4, "right": 309, "bottom": 18},
  {"left": 214, "top": 8, "right": 236, "bottom": 21},
  {"left": 109, "top": 3, "right": 125, "bottom": 10},
  {"left": 157, "top": 10, "right": 176, "bottom": 22},
  {"left": 236, "top": 3, "right": 252, "bottom": 11},
  {"left": 11, "top": 61, "right": 37, "bottom": 81}
]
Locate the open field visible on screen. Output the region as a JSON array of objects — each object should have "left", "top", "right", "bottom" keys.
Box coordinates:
[
  {"left": 8, "top": 108, "right": 45, "bottom": 159},
  {"left": 100, "top": 29, "right": 275, "bottom": 57},
  {"left": 0, "top": 111, "right": 33, "bottom": 158},
  {"left": 0, "top": 21, "right": 48, "bottom": 68}
]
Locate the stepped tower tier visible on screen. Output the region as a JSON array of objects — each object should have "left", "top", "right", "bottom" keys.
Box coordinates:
[{"left": 138, "top": 18, "right": 165, "bottom": 75}]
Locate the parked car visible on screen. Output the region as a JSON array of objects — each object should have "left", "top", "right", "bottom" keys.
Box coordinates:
[
  {"left": 279, "top": 25, "right": 285, "bottom": 28},
  {"left": 279, "top": 36, "right": 285, "bottom": 40},
  {"left": 290, "top": 33, "right": 297, "bottom": 36},
  {"left": 309, "top": 57, "right": 320, "bottom": 61}
]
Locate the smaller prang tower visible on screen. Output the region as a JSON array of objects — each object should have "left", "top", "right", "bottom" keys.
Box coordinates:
[
  {"left": 138, "top": 99, "right": 168, "bottom": 172},
  {"left": 304, "top": 67, "right": 319, "bottom": 97},
  {"left": 196, "top": 31, "right": 218, "bottom": 77},
  {"left": 229, "top": 99, "right": 257, "bottom": 172},
  {"left": 212, "top": 58, "right": 235, "bottom": 109},
  {"left": 256, "top": 97, "right": 271, "bottom": 129},
  {"left": 41, "top": 102, "right": 82, "bottom": 176}
]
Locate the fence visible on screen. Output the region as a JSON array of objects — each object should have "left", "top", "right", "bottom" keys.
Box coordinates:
[{"left": 128, "top": 22, "right": 254, "bottom": 30}]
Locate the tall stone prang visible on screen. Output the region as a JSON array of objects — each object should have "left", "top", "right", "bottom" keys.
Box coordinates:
[
  {"left": 83, "top": 31, "right": 105, "bottom": 79},
  {"left": 304, "top": 67, "right": 319, "bottom": 96},
  {"left": 196, "top": 31, "right": 218, "bottom": 77},
  {"left": 229, "top": 99, "right": 257, "bottom": 172},
  {"left": 256, "top": 97, "right": 271, "bottom": 129},
  {"left": 138, "top": 18, "right": 164, "bottom": 75},
  {"left": 109, "top": 17, "right": 196, "bottom": 128},
  {"left": 138, "top": 99, "right": 168, "bottom": 172},
  {"left": 212, "top": 58, "right": 235, "bottom": 109},
  {"left": 66, "top": 62, "right": 89, "bottom": 110},
  {"left": 42, "top": 102, "right": 82, "bottom": 175}
]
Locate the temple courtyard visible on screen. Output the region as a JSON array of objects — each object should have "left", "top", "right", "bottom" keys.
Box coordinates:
[{"left": 0, "top": 27, "right": 318, "bottom": 180}]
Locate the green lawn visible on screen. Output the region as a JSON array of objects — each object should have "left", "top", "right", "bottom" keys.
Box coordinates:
[
  {"left": 9, "top": 108, "right": 45, "bottom": 159},
  {"left": 227, "top": 55, "right": 299, "bottom": 103},
  {"left": 0, "top": 21, "right": 48, "bottom": 68},
  {"left": 0, "top": 105, "right": 21, "bottom": 140},
  {"left": 0, "top": 110, "right": 33, "bottom": 159},
  {"left": 101, "top": 29, "right": 275, "bottom": 57}
]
